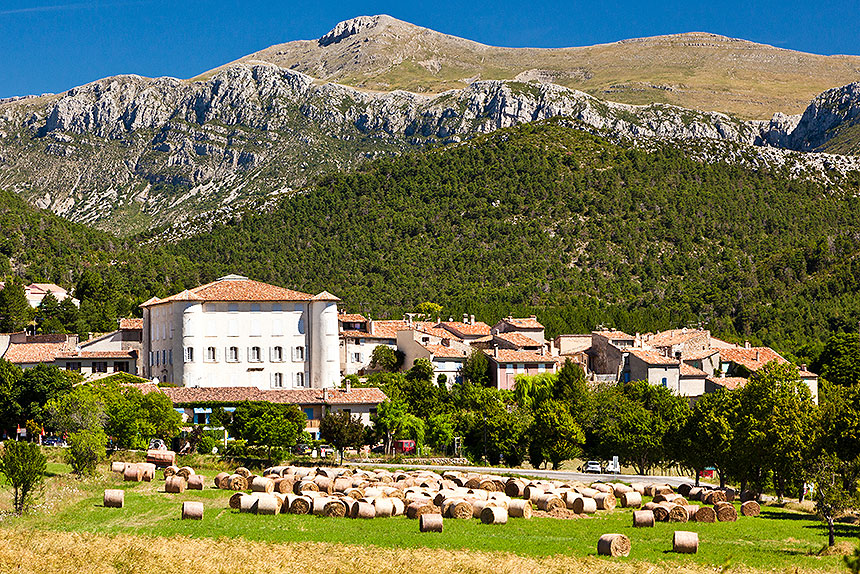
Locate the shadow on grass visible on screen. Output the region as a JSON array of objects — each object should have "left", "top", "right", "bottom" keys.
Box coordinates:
[{"left": 760, "top": 509, "right": 812, "bottom": 521}]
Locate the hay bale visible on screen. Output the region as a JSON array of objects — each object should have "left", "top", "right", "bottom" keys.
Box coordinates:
[
  {"left": 164, "top": 476, "right": 186, "bottom": 493},
  {"left": 122, "top": 464, "right": 142, "bottom": 482},
  {"left": 504, "top": 479, "right": 526, "bottom": 497},
  {"left": 629, "top": 482, "right": 646, "bottom": 494},
  {"left": 714, "top": 501, "right": 737, "bottom": 522},
  {"left": 324, "top": 499, "right": 347, "bottom": 518},
  {"left": 104, "top": 489, "right": 124, "bottom": 508},
  {"left": 479, "top": 479, "right": 498, "bottom": 492},
  {"left": 480, "top": 505, "right": 508, "bottom": 525},
  {"left": 632, "top": 509, "right": 654, "bottom": 527},
  {"left": 374, "top": 497, "right": 395, "bottom": 518},
  {"left": 146, "top": 449, "right": 175, "bottom": 467},
  {"left": 572, "top": 497, "right": 597, "bottom": 514},
  {"left": 250, "top": 476, "right": 275, "bottom": 494},
  {"left": 508, "top": 499, "right": 532, "bottom": 519},
  {"left": 186, "top": 475, "right": 205, "bottom": 490},
  {"left": 594, "top": 492, "right": 617, "bottom": 511},
  {"left": 740, "top": 490, "right": 758, "bottom": 503},
  {"left": 273, "top": 477, "right": 294, "bottom": 494},
  {"left": 213, "top": 472, "right": 230, "bottom": 488},
  {"left": 110, "top": 461, "right": 125, "bottom": 473},
  {"left": 666, "top": 504, "right": 688, "bottom": 523},
  {"left": 344, "top": 487, "right": 365, "bottom": 499},
  {"left": 139, "top": 463, "right": 156, "bottom": 482},
  {"left": 536, "top": 494, "right": 565, "bottom": 512},
  {"left": 229, "top": 492, "right": 245, "bottom": 509},
  {"left": 223, "top": 474, "right": 247, "bottom": 491},
  {"left": 296, "top": 480, "right": 319, "bottom": 494},
  {"left": 443, "top": 499, "right": 472, "bottom": 519},
  {"left": 578, "top": 487, "right": 599, "bottom": 498},
  {"left": 722, "top": 487, "right": 737, "bottom": 502},
  {"left": 406, "top": 501, "right": 439, "bottom": 519},
  {"left": 597, "top": 533, "right": 631, "bottom": 557},
  {"left": 704, "top": 490, "right": 726, "bottom": 504},
  {"left": 612, "top": 483, "right": 632, "bottom": 496},
  {"left": 256, "top": 495, "right": 279, "bottom": 515},
  {"left": 391, "top": 497, "right": 405, "bottom": 516},
  {"left": 234, "top": 467, "right": 251, "bottom": 478},
  {"left": 677, "top": 483, "right": 693, "bottom": 497},
  {"left": 420, "top": 513, "right": 443, "bottom": 532},
  {"left": 239, "top": 495, "right": 258, "bottom": 513},
  {"left": 523, "top": 484, "right": 545, "bottom": 502},
  {"left": 181, "top": 501, "right": 204, "bottom": 520},
  {"left": 673, "top": 531, "right": 699, "bottom": 554},
  {"left": 351, "top": 501, "right": 375, "bottom": 519},
  {"left": 471, "top": 499, "right": 493, "bottom": 519},
  {"left": 682, "top": 505, "right": 699, "bottom": 521},
  {"left": 176, "top": 466, "right": 195, "bottom": 479},
  {"left": 652, "top": 504, "right": 670, "bottom": 522},
  {"left": 289, "top": 496, "right": 312, "bottom": 515},
  {"left": 741, "top": 500, "right": 761, "bottom": 517},
  {"left": 563, "top": 491, "right": 582, "bottom": 509},
  {"left": 687, "top": 487, "right": 703, "bottom": 501},
  {"left": 621, "top": 491, "right": 642, "bottom": 508},
  {"left": 695, "top": 505, "right": 716, "bottom": 523}
]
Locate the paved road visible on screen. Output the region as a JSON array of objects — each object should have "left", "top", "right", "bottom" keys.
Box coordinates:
[{"left": 345, "top": 462, "right": 705, "bottom": 488}]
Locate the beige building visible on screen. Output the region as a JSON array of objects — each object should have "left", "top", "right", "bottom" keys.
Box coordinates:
[
  {"left": 142, "top": 275, "right": 341, "bottom": 390},
  {"left": 396, "top": 326, "right": 470, "bottom": 386},
  {"left": 484, "top": 348, "right": 559, "bottom": 391}
]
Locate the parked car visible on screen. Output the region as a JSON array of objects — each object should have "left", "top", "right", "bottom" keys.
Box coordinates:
[
  {"left": 42, "top": 436, "right": 66, "bottom": 447},
  {"left": 582, "top": 460, "right": 602, "bottom": 474},
  {"left": 393, "top": 439, "right": 416, "bottom": 454},
  {"left": 292, "top": 443, "right": 311, "bottom": 455},
  {"left": 370, "top": 444, "right": 386, "bottom": 454}
]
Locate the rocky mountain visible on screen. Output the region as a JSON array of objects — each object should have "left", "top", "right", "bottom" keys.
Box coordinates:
[
  {"left": 226, "top": 15, "right": 860, "bottom": 119},
  {"left": 1, "top": 17, "right": 860, "bottom": 235}
]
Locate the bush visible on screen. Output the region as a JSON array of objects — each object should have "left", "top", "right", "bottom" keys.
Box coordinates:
[
  {"left": 0, "top": 440, "right": 47, "bottom": 514},
  {"left": 197, "top": 436, "right": 218, "bottom": 455},
  {"left": 65, "top": 429, "right": 107, "bottom": 476}
]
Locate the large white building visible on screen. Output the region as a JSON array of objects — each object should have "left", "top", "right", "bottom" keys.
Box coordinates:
[{"left": 141, "top": 275, "right": 341, "bottom": 390}]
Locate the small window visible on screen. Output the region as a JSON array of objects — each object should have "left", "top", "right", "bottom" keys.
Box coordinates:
[
  {"left": 505, "top": 363, "right": 513, "bottom": 373},
  {"left": 272, "top": 373, "right": 284, "bottom": 388},
  {"left": 168, "top": 349, "right": 173, "bottom": 365},
  {"left": 249, "top": 346, "right": 261, "bottom": 362},
  {"left": 206, "top": 347, "right": 216, "bottom": 362},
  {"left": 113, "top": 361, "right": 129, "bottom": 373},
  {"left": 295, "top": 372, "right": 305, "bottom": 387},
  {"left": 272, "top": 346, "right": 283, "bottom": 362},
  {"left": 184, "top": 347, "right": 194, "bottom": 363},
  {"left": 662, "top": 377, "right": 668, "bottom": 387},
  {"left": 352, "top": 352, "right": 361, "bottom": 363},
  {"left": 294, "top": 346, "right": 305, "bottom": 361},
  {"left": 66, "top": 362, "right": 81, "bottom": 372},
  {"left": 297, "top": 317, "right": 305, "bottom": 334},
  {"left": 93, "top": 361, "right": 108, "bottom": 373},
  {"left": 227, "top": 346, "right": 239, "bottom": 362}
]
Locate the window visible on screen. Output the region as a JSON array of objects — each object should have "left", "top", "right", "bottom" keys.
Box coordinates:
[
  {"left": 66, "top": 362, "right": 81, "bottom": 372},
  {"left": 271, "top": 346, "right": 283, "bottom": 362},
  {"left": 516, "top": 363, "right": 525, "bottom": 374},
  {"left": 114, "top": 361, "right": 129, "bottom": 373},
  {"left": 295, "top": 372, "right": 305, "bottom": 387},
  {"left": 272, "top": 373, "right": 284, "bottom": 388},
  {"left": 293, "top": 346, "right": 305, "bottom": 361},
  {"left": 168, "top": 349, "right": 173, "bottom": 365},
  {"left": 227, "top": 346, "right": 239, "bottom": 362},
  {"left": 93, "top": 361, "right": 108, "bottom": 373},
  {"left": 228, "top": 319, "right": 239, "bottom": 337},
  {"left": 505, "top": 363, "right": 513, "bottom": 374},
  {"left": 148, "top": 352, "right": 154, "bottom": 366},
  {"left": 352, "top": 352, "right": 362, "bottom": 363},
  {"left": 161, "top": 350, "right": 167, "bottom": 366},
  {"left": 661, "top": 377, "right": 668, "bottom": 387},
  {"left": 206, "top": 347, "right": 216, "bottom": 362},
  {"left": 538, "top": 363, "right": 546, "bottom": 373},
  {"left": 249, "top": 346, "right": 262, "bottom": 362},
  {"left": 303, "top": 407, "right": 314, "bottom": 420},
  {"left": 184, "top": 347, "right": 194, "bottom": 363},
  {"left": 297, "top": 317, "right": 305, "bottom": 334}
]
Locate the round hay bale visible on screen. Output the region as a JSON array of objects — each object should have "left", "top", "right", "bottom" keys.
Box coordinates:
[
  {"left": 632, "top": 509, "right": 654, "bottom": 527},
  {"left": 296, "top": 480, "right": 319, "bottom": 494},
  {"left": 110, "top": 461, "right": 125, "bottom": 473},
  {"left": 523, "top": 484, "right": 545, "bottom": 502},
  {"left": 563, "top": 491, "right": 582, "bottom": 509},
  {"left": 578, "top": 487, "right": 599, "bottom": 498},
  {"left": 162, "top": 465, "right": 179, "bottom": 479},
  {"left": 572, "top": 497, "right": 597, "bottom": 514},
  {"left": 741, "top": 500, "right": 761, "bottom": 517},
  {"left": 312, "top": 496, "right": 331, "bottom": 516},
  {"left": 139, "top": 463, "right": 156, "bottom": 482},
  {"left": 273, "top": 493, "right": 287, "bottom": 513},
  {"left": 682, "top": 505, "right": 699, "bottom": 521},
  {"left": 504, "top": 479, "right": 526, "bottom": 498},
  {"left": 250, "top": 476, "right": 275, "bottom": 494},
  {"left": 597, "top": 533, "right": 631, "bottom": 557},
  {"left": 176, "top": 466, "right": 195, "bottom": 479},
  {"left": 390, "top": 498, "right": 405, "bottom": 516},
  {"left": 507, "top": 499, "right": 532, "bottom": 519},
  {"left": 374, "top": 497, "right": 395, "bottom": 518},
  {"left": 181, "top": 501, "right": 204, "bottom": 520},
  {"left": 740, "top": 490, "right": 758, "bottom": 503},
  {"left": 352, "top": 501, "right": 375, "bottom": 519},
  {"left": 256, "top": 495, "right": 279, "bottom": 515},
  {"left": 471, "top": 499, "right": 492, "bottom": 518},
  {"left": 464, "top": 477, "right": 482, "bottom": 490},
  {"left": 621, "top": 491, "right": 642, "bottom": 508},
  {"left": 479, "top": 479, "right": 498, "bottom": 492},
  {"left": 673, "top": 531, "right": 699, "bottom": 554},
  {"left": 666, "top": 504, "right": 688, "bottom": 523},
  {"left": 324, "top": 499, "right": 347, "bottom": 518},
  {"left": 406, "top": 501, "right": 439, "bottom": 519},
  {"left": 229, "top": 492, "right": 245, "bottom": 509},
  {"left": 289, "top": 496, "right": 312, "bottom": 515},
  {"left": 213, "top": 472, "right": 230, "bottom": 488},
  {"left": 594, "top": 492, "right": 617, "bottom": 511},
  {"left": 612, "top": 483, "right": 632, "bottom": 496},
  {"left": 234, "top": 467, "right": 251, "bottom": 478},
  {"left": 723, "top": 487, "right": 737, "bottom": 502},
  {"left": 420, "top": 513, "right": 444, "bottom": 532},
  {"left": 123, "top": 464, "right": 142, "bottom": 482},
  {"left": 652, "top": 504, "right": 670, "bottom": 522},
  {"left": 642, "top": 501, "right": 659, "bottom": 511},
  {"left": 714, "top": 501, "right": 737, "bottom": 522},
  {"left": 164, "top": 476, "right": 186, "bottom": 493},
  {"left": 695, "top": 505, "right": 717, "bottom": 523},
  {"left": 443, "top": 499, "right": 472, "bottom": 519},
  {"left": 225, "top": 474, "right": 248, "bottom": 491},
  {"left": 273, "top": 478, "right": 294, "bottom": 494},
  {"left": 629, "top": 482, "right": 646, "bottom": 494},
  {"left": 344, "top": 487, "right": 365, "bottom": 500},
  {"left": 677, "top": 483, "right": 693, "bottom": 497},
  {"left": 239, "top": 495, "right": 258, "bottom": 513},
  {"left": 536, "top": 494, "right": 565, "bottom": 512},
  {"left": 104, "top": 489, "right": 124, "bottom": 508},
  {"left": 480, "top": 505, "right": 508, "bottom": 525},
  {"left": 332, "top": 477, "right": 352, "bottom": 493},
  {"left": 708, "top": 490, "right": 727, "bottom": 504},
  {"left": 591, "top": 483, "right": 613, "bottom": 493},
  {"left": 186, "top": 475, "right": 205, "bottom": 490},
  {"left": 687, "top": 487, "right": 703, "bottom": 501}
]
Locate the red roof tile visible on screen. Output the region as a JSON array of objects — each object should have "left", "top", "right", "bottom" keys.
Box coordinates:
[
  {"left": 680, "top": 363, "right": 708, "bottom": 377},
  {"left": 141, "top": 275, "right": 319, "bottom": 307},
  {"left": 719, "top": 347, "right": 787, "bottom": 372},
  {"left": 58, "top": 350, "right": 136, "bottom": 359},
  {"left": 162, "top": 386, "right": 388, "bottom": 405},
  {"left": 338, "top": 313, "right": 368, "bottom": 323},
  {"left": 3, "top": 342, "right": 69, "bottom": 364},
  {"left": 646, "top": 329, "right": 709, "bottom": 347},
  {"left": 437, "top": 321, "right": 492, "bottom": 337},
  {"left": 119, "top": 318, "right": 143, "bottom": 330},
  {"left": 593, "top": 329, "right": 635, "bottom": 341},
  {"left": 494, "top": 332, "right": 542, "bottom": 348},
  {"left": 423, "top": 344, "right": 469, "bottom": 359},
  {"left": 681, "top": 348, "right": 719, "bottom": 361},
  {"left": 484, "top": 349, "right": 557, "bottom": 364},
  {"left": 369, "top": 320, "right": 409, "bottom": 339},
  {"left": 501, "top": 317, "right": 544, "bottom": 330},
  {"left": 708, "top": 376, "right": 748, "bottom": 390},
  {"left": 629, "top": 348, "right": 679, "bottom": 366}
]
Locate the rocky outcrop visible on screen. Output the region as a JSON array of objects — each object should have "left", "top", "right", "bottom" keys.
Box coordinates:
[
  {"left": 786, "top": 82, "right": 860, "bottom": 151},
  {"left": 318, "top": 15, "right": 385, "bottom": 46}
]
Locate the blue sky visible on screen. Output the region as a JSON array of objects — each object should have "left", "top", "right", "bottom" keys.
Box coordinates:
[{"left": 1, "top": 0, "right": 859, "bottom": 98}]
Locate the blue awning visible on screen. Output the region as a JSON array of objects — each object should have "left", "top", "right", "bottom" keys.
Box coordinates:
[{"left": 193, "top": 408, "right": 212, "bottom": 414}]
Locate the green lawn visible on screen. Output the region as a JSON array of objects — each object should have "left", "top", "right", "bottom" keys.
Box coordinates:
[{"left": 11, "top": 465, "right": 856, "bottom": 573}]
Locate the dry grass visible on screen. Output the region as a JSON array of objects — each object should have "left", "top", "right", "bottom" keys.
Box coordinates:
[{"left": 0, "top": 527, "right": 811, "bottom": 574}]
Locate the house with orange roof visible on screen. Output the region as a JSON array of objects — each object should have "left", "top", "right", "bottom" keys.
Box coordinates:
[
  {"left": 141, "top": 274, "right": 341, "bottom": 390},
  {"left": 436, "top": 316, "right": 492, "bottom": 341},
  {"left": 589, "top": 329, "right": 636, "bottom": 377},
  {"left": 643, "top": 328, "right": 711, "bottom": 359},
  {"left": 338, "top": 317, "right": 407, "bottom": 376},
  {"left": 491, "top": 316, "right": 546, "bottom": 345},
  {"left": 484, "top": 347, "right": 560, "bottom": 391},
  {"left": 717, "top": 343, "right": 818, "bottom": 403},
  {"left": 554, "top": 333, "right": 591, "bottom": 373},
  {"left": 396, "top": 326, "right": 470, "bottom": 386}
]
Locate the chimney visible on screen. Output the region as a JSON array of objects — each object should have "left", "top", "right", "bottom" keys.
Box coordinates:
[
  {"left": 540, "top": 346, "right": 545, "bottom": 356},
  {"left": 448, "top": 316, "right": 454, "bottom": 322},
  {"left": 463, "top": 313, "right": 468, "bottom": 324},
  {"left": 493, "top": 345, "right": 498, "bottom": 357},
  {"left": 801, "top": 363, "right": 807, "bottom": 372},
  {"left": 323, "top": 388, "right": 329, "bottom": 402},
  {"left": 744, "top": 341, "right": 751, "bottom": 349},
  {"left": 344, "top": 378, "right": 351, "bottom": 392},
  {"left": 755, "top": 350, "right": 760, "bottom": 361},
  {"left": 470, "top": 314, "right": 475, "bottom": 324}
]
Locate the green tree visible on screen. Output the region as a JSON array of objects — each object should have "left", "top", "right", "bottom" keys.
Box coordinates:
[
  {"left": 806, "top": 452, "right": 855, "bottom": 547},
  {"left": 0, "top": 440, "right": 46, "bottom": 514},
  {"left": 0, "top": 279, "right": 32, "bottom": 332},
  {"left": 462, "top": 349, "right": 490, "bottom": 387},
  {"left": 35, "top": 292, "right": 65, "bottom": 334},
  {"left": 226, "top": 401, "right": 306, "bottom": 458},
  {"left": 0, "top": 359, "right": 22, "bottom": 434},
  {"left": 426, "top": 413, "right": 455, "bottom": 453},
  {"left": 414, "top": 302, "right": 442, "bottom": 319},
  {"left": 320, "top": 410, "right": 366, "bottom": 464},
  {"left": 529, "top": 399, "right": 585, "bottom": 469},
  {"left": 46, "top": 386, "right": 106, "bottom": 435},
  {"left": 370, "top": 345, "right": 401, "bottom": 372},
  {"left": 406, "top": 358, "right": 434, "bottom": 383},
  {"left": 65, "top": 428, "right": 107, "bottom": 476},
  {"left": 683, "top": 388, "right": 740, "bottom": 487},
  {"left": 18, "top": 364, "right": 81, "bottom": 425},
  {"left": 371, "top": 398, "right": 408, "bottom": 455},
  {"left": 397, "top": 413, "right": 426, "bottom": 448},
  {"left": 818, "top": 382, "right": 860, "bottom": 491},
  {"left": 813, "top": 333, "right": 860, "bottom": 387},
  {"left": 461, "top": 388, "right": 531, "bottom": 466}
]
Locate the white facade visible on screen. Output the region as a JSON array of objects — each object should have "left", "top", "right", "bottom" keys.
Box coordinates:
[{"left": 142, "top": 276, "right": 340, "bottom": 390}]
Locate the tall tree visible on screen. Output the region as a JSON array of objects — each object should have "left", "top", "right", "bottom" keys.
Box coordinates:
[
  {"left": 462, "top": 349, "right": 490, "bottom": 387},
  {"left": 679, "top": 388, "right": 740, "bottom": 486},
  {"left": 0, "top": 279, "right": 31, "bottom": 332},
  {"left": 528, "top": 399, "right": 584, "bottom": 470},
  {"left": 319, "top": 411, "right": 366, "bottom": 464},
  {"left": 813, "top": 333, "right": 860, "bottom": 388}
]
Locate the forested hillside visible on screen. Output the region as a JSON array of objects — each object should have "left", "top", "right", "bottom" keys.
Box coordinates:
[{"left": 2, "top": 120, "right": 859, "bottom": 358}]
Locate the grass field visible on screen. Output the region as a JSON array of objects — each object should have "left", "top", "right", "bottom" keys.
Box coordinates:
[{"left": 2, "top": 462, "right": 857, "bottom": 574}]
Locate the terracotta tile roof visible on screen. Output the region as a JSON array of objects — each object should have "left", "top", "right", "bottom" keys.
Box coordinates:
[
  {"left": 119, "top": 318, "right": 143, "bottom": 330},
  {"left": 338, "top": 313, "right": 368, "bottom": 323},
  {"left": 593, "top": 329, "right": 635, "bottom": 341},
  {"left": 141, "top": 275, "right": 319, "bottom": 307},
  {"left": 340, "top": 330, "right": 379, "bottom": 339},
  {"left": 162, "top": 386, "right": 388, "bottom": 405},
  {"left": 494, "top": 332, "right": 542, "bottom": 348},
  {"left": 437, "top": 321, "right": 492, "bottom": 337},
  {"left": 58, "top": 350, "right": 136, "bottom": 359},
  {"left": 484, "top": 349, "right": 557, "bottom": 364},
  {"left": 629, "top": 348, "right": 680, "bottom": 366},
  {"left": 2, "top": 342, "right": 69, "bottom": 364},
  {"left": 423, "top": 344, "right": 469, "bottom": 359},
  {"left": 28, "top": 283, "right": 69, "bottom": 295},
  {"left": 708, "top": 376, "right": 748, "bottom": 390},
  {"left": 369, "top": 320, "right": 409, "bottom": 339},
  {"left": 799, "top": 369, "right": 818, "bottom": 378},
  {"left": 501, "top": 317, "right": 544, "bottom": 330},
  {"left": 681, "top": 348, "right": 719, "bottom": 361},
  {"left": 719, "top": 347, "right": 787, "bottom": 372},
  {"left": 646, "top": 329, "right": 708, "bottom": 347},
  {"left": 416, "top": 325, "right": 462, "bottom": 340},
  {"left": 311, "top": 291, "right": 341, "bottom": 302},
  {"left": 680, "top": 363, "right": 708, "bottom": 377}
]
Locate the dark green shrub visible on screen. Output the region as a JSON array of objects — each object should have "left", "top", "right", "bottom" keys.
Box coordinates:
[
  {"left": 65, "top": 429, "right": 107, "bottom": 476},
  {"left": 0, "top": 440, "right": 47, "bottom": 514}
]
